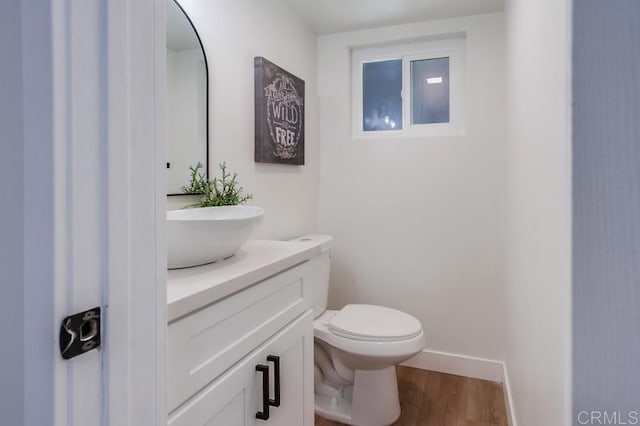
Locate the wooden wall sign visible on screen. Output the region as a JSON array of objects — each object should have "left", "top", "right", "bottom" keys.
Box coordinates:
[{"left": 254, "top": 57, "right": 305, "bottom": 165}]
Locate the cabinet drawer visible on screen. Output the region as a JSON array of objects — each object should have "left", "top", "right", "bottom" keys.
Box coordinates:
[
  {"left": 168, "top": 310, "right": 314, "bottom": 426},
  {"left": 168, "top": 261, "right": 313, "bottom": 412}
]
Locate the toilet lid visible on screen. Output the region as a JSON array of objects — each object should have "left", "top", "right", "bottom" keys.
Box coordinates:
[{"left": 328, "top": 304, "right": 422, "bottom": 342}]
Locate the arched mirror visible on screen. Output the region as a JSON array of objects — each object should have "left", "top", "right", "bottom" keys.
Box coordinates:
[{"left": 166, "top": 0, "right": 208, "bottom": 195}]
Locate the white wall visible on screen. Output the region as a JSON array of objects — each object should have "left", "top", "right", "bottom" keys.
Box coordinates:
[
  {"left": 0, "top": 1, "right": 24, "bottom": 424},
  {"left": 504, "top": 0, "right": 571, "bottom": 424},
  {"left": 167, "top": 0, "right": 319, "bottom": 240},
  {"left": 317, "top": 13, "right": 507, "bottom": 361}
]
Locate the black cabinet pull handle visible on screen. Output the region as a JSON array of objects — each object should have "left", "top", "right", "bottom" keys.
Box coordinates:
[
  {"left": 255, "top": 364, "right": 270, "bottom": 420},
  {"left": 267, "top": 355, "right": 281, "bottom": 407}
]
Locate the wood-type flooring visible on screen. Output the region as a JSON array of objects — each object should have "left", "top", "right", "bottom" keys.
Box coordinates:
[{"left": 314, "top": 366, "right": 508, "bottom": 426}]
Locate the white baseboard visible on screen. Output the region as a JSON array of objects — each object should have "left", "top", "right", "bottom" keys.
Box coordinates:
[
  {"left": 502, "top": 363, "right": 517, "bottom": 426},
  {"left": 400, "top": 349, "right": 504, "bottom": 383}
]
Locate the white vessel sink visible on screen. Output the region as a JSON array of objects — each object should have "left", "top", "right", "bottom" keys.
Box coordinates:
[{"left": 167, "top": 205, "right": 265, "bottom": 269}]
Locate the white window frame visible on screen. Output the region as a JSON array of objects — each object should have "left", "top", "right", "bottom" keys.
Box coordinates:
[{"left": 352, "top": 37, "right": 466, "bottom": 139}]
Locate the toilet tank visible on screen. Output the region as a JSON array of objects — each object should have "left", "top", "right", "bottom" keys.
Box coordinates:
[
  {"left": 309, "top": 250, "right": 331, "bottom": 318},
  {"left": 290, "top": 235, "right": 332, "bottom": 318}
]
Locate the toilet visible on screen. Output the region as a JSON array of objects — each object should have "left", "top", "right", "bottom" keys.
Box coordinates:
[{"left": 302, "top": 236, "right": 426, "bottom": 426}]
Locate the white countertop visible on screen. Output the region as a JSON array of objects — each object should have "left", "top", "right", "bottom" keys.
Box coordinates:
[{"left": 167, "top": 236, "right": 331, "bottom": 322}]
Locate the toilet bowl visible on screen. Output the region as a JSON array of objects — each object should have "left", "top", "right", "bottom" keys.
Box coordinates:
[
  {"left": 296, "top": 235, "right": 426, "bottom": 426},
  {"left": 313, "top": 306, "right": 425, "bottom": 426}
]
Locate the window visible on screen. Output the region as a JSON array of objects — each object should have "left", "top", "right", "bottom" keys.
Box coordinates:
[
  {"left": 352, "top": 37, "right": 465, "bottom": 138},
  {"left": 362, "top": 59, "right": 403, "bottom": 131}
]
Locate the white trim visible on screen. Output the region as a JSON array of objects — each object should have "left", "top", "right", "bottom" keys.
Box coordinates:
[
  {"left": 400, "top": 349, "right": 503, "bottom": 383},
  {"left": 17, "top": 2, "right": 165, "bottom": 424},
  {"left": 502, "top": 363, "right": 517, "bottom": 426},
  {"left": 105, "top": 0, "right": 167, "bottom": 424},
  {"left": 105, "top": 0, "right": 132, "bottom": 424},
  {"left": 153, "top": 0, "right": 168, "bottom": 422}
]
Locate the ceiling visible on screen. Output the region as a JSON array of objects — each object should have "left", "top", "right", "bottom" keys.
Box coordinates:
[{"left": 283, "top": 0, "right": 505, "bottom": 35}]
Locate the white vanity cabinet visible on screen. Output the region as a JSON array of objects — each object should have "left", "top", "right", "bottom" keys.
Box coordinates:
[
  {"left": 169, "top": 311, "right": 313, "bottom": 425},
  {"left": 167, "top": 240, "right": 322, "bottom": 426}
]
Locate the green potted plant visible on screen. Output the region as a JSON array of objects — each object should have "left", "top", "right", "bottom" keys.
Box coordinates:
[{"left": 181, "top": 162, "right": 253, "bottom": 207}]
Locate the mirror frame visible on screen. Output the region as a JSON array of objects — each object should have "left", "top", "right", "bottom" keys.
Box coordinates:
[{"left": 167, "top": 0, "right": 210, "bottom": 196}]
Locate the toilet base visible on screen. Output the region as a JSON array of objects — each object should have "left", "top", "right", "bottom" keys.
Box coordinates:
[{"left": 315, "top": 366, "right": 401, "bottom": 426}]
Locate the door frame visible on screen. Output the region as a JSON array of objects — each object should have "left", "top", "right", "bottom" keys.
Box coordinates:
[
  {"left": 103, "top": 0, "right": 167, "bottom": 424},
  {"left": 19, "top": 0, "right": 166, "bottom": 424}
]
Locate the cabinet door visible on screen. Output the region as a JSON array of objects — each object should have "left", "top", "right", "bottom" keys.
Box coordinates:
[
  {"left": 168, "top": 261, "right": 313, "bottom": 412},
  {"left": 168, "top": 311, "right": 314, "bottom": 426}
]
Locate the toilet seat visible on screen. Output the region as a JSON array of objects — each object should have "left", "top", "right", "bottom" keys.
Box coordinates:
[
  {"left": 328, "top": 304, "right": 422, "bottom": 342},
  {"left": 314, "top": 308, "right": 425, "bottom": 360}
]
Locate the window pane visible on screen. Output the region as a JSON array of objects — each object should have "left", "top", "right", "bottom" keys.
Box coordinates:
[
  {"left": 363, "top": 59, "right": 403, "bottom": 131},
  {"left": 411, "top": 57, "right": 450, "bottom": 124}
]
